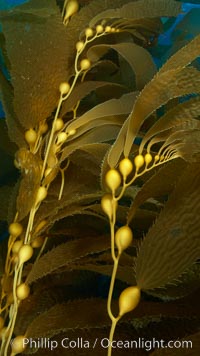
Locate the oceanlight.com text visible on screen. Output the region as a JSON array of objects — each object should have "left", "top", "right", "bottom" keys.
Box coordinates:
[{"left": 14, "top": 337, "right": 193, "bottom": 352}]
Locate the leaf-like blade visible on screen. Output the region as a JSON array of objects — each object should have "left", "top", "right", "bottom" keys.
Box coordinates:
[
  {"left": 61, "top": 125, "right": 121, "bottom": 162},
  {"left": 26, "top": 235, "right": 110, "bottom": 284},
  {"left": 34, "top": 191, "right": 103, "bottom": 232},
  {"left": 135, "top": 163, "right": 200, "bottom": 290},
  {"left": 162, "top": 128, "right": 200, "bottom": 162},
  {"left": 106, "top": 117, "right": 130, "bottom": 168},
  {"left": 12, "top": 0, "right": 59, "bottom": 17},
  {"left": 32, "top": 161, "right": 103, "bottom": 231},
  {"left": 70, "top": 114, "right": 125, "bottom": 138},
  {"left": 159, "top": 34, "right": 200, "bottom": 74},
  {"left": 70, "top": 264, "right": 136, "bottom": 285},
  {"left": 69, "top": 143, "right": 110, "bottom": 176},
  {"left": 60, "top": 81, "right": 125, "bottom": 117},
  {"left": 25, "top": 299, "right": 109, "bottom": 339},
  {"left": 127, "top": 159, "right": 187, "bottom": 224},
  {"left": 87, "top": 43, "right": 156, "bottom": 90},
  {"left": 89, "top": 0, "right": 181, "bottom": 27},
  {"left": 1, "top": 4, "right": 70, "bottom": 128},
  {"left": 140, "top": 96, "right": 200, "bottom": 153},
  {"left": 146, "top": 263, "right": 200, "bottom": 301},
  {"left": 66, "top": 92, "right": 135, "bottom": 133},
  {"left": 124, "top": 66, "right": 200, "bottom": 158}
]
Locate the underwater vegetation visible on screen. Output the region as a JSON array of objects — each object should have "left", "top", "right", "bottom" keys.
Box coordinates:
[{"left": 0, "top": 0, "right": 200, "bottom": 355}]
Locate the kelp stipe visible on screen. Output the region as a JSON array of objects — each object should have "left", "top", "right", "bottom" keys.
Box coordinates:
[{"left": 0, "top": 0, "right": 200, "bottom": 355}]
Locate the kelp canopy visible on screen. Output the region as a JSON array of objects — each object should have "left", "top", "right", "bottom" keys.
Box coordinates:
[{"left": 0, "top": 0, "right": 200, "bottom": 355}]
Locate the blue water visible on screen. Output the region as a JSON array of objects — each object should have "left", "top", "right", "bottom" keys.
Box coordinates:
[{"left": 0, "top": 0, "right": 29, "bottom": 10}]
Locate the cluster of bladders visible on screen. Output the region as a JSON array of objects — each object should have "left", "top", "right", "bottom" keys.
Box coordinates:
[
  {"left": 100, "top": 143, "right": 178, "bottom": 356},
  {"left": 100, "top": 155, "right": 168, "bottom": 356}
]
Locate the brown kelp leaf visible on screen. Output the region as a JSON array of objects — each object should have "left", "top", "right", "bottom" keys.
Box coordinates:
[
  {"left": 25, "top": 299, "right": 109, "bottom": 339},
  {"left": 26, "top": 235, "right": 110, "bottom": 284},
  {"left": 69, "top": 143, "right": 110, "bottom": 176},
  {"left": 123, "top": 66, "right": 200, "bottom": 158},
  {"left": 1, "top": 1, "right": 70, "bottom": 128},
  {"left": 12, "top": 0, "right": 60, "bottom": 17},
  {"left": 146, "top": 129, "right": 176, "bottom": 154},
  {"left": 127, "top": 159, "right": 187, "bottom": 224},
  {"left": 113, "top": 18, "right": 162, "bottom": 43},
  {"left": 18, "top": 272, "right": 108, "bottom": 320},
  {"left": 154, "top": 123, "right": 200, "bottom": 163},
  {"left": 37, "top": 195, "right": 102, "bottom": 225},
  {"left": 76, "top": 143, "right": 110, "bottom": 164},
  {"left": 130, "top": 208, "right": 158, "bottom": 238},
  {"left": 135, "top": 163, "right": 200, "bottom": 290},
  {"left": 65, "top": 92, "right": 135, "bottom": 133},
  {"left": 46, "top": 201, "right": 103, "bottom": 228},
  {"left": 69, "top": 264, "right": 136, "bottom": 285},
  {"left": 140, "top": 96, "right": 200, "bottom": 153},
  {"left": 159, "top": 34, "right": 200, "bottom": 74},
  {"left": 0, "top": 69, "right": 25, "bottom": 147},
  {"left": 146, "top": 117, "right": 200, "bottom": 158},
  {"left": 25, "top": 297, "right": 200, "bottom": 342},
  {"left": 106, "top": 117, "right": 130, "bottom": 168},
  {"left": 89, "top": 0, "right": 181, "bottom": 27},
  {"left": 61, "top": 125, "right": 121, "bottom": 163},
  {"left": 0, "top": 0, "right": 131, "bottom": 129},
  {"left": 66, "top": 114, "right": 125, "bottom": 143},
  {"left": 161, "top": 128, "right": 200, "bottom": 162},
  {"left": 87, "top": 43, "right": 156, "bottom": 90},
  {"left": 60, "top": 81, "right": 125, "bottom": 117},
  {"left": 48, "top": 161, "right": 100, "bottom": 198},
  {"left": 76, "top": 249, "right": 133, "bottom": 266},
  {"left": 151, "top": 331, "right": 200, "bottom": 355},
  {"left": 32, "top": 161, "right": 103, "bottom": 231},
  {"left": 34, "top": 190, "right": 103, "bottom": 232},
  {"left": 107, "top": 67, "right": 200, "bottom": 167},
  {"left": 14, "top": 289, "right": 200, "bottom": 347},
  {"left": 145, "top": 263, "right": 200, "bottom": 301},
  {"left": 130, "top": 17, "right": 162, "bottom": 35},
  {"left": 15, "top": 270, "right": 100, "bottom": 334},
  {"left": 15, "top": 148, "right": 41, "bottom": 221}
]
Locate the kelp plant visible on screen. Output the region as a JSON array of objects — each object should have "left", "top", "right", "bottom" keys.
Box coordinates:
[{"left": 0, "top": 0, "right": 200, "bottom": 355}]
